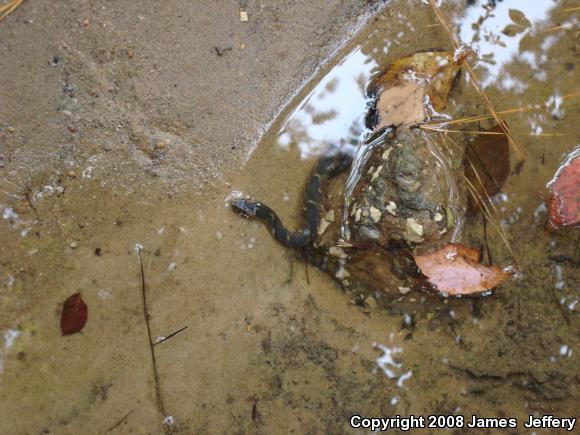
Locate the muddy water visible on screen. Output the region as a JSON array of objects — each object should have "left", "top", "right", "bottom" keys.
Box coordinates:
[{"left": 1, "top": 0, "right": 579, "bottom": 433}]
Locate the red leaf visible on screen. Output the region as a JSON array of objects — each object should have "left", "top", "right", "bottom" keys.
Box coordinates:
[
  {"left": 60, "top": 293, "right": 88, "bottom": 336},
  {"left": 414, "top": 244, "right": 509, "bottom": 296},
  {"left": 548, "top": 150, "right": 580, "bottom": 228}
]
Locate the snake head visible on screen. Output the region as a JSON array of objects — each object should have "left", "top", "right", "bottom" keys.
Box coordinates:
[{"left": 227, "top": 193, "right": 260, "bottom": 219}]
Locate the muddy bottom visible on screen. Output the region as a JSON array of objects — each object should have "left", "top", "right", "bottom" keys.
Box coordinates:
[{"left": 0, "top": 0, "right": 578, "bottom": 434}]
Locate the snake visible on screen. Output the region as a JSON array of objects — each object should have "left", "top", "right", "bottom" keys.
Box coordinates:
[{"left": 229, "top": 152, "right": 353, "bottom": 248}]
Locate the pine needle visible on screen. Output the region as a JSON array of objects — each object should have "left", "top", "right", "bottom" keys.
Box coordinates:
[
  {"left": 562, "top": 91, "right": 580, "bottom": 100},
  {"left": 427, "top": 107, "right": 540, "bottom": 126},
  {"left": 426, "top": 92, "right": 579, "bottom": 127},
  {"left": 420, "top": 125, "right": 569, "bottom": 137},
  {"left": 558, "top": 6, "right": 580, "bottom": 12},
  {"left": 0, "top": 0, "right": 23, "bottom": 21},
  {"left": 438, "top": 133, "right": 517, "bottom": 265},
  {"left": 427, "top": 0, "right": 527, "bottom": 161},
  {"left": 540, "top": 23, "right": 577, "bottom": 33}
]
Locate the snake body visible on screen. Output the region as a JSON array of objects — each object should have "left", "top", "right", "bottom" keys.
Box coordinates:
[{"left": 230, "top": 152, "right": 352, "bottom": 248}]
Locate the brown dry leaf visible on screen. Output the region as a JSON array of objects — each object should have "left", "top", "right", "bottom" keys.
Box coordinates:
[
  {"left": 548, "top": 150, "right": 580, "bottom": 228},
  {"left": 370, "top": 51, "right": 461, "bottom": 130},
  {"left": 414, "top": 243, "right": 509, "bottom": 295},
  {"left": 60, "top": 293, "right": 88, "bottom": 336},
  {"left": 464, "top": 123, "right": 510, "bottom": 203},
  {"left": 375, "top": 82, "right": 425, "bottom": 129}
]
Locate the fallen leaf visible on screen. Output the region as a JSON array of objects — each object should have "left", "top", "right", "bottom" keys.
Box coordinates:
[
  {"left": 60, "top": 293, "right": 88, "bottom": 336},
  {"left": 548, "top": 148, "right": 580, "bottom": 228},
  {"left": 375, "top": 82, "right": 425, "bottom": 129},
  {"left": 370, "top": 51, "right": 461, "bottom": 129},
  {"left": 464, "top": 123, "right": 510, "bottom": 209},
  {"left": 414, "top": 244, "right": 509, "bottom": 295}
]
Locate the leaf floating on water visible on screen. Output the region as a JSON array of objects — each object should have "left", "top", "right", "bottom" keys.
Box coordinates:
[
  {"left": 464, "top": 123, "right": 510, "bottom": 203},
  {"left": 548, "top": 149, "right": 580, "bottom": 228},
  {"left": 60, "top": 293, "right": 88, "bottom": 336},
  {"left": 370, "top": 51, "right": 461, "bottom": 129},
  {"left": 375, "top": 82, "right": 425, "bottom": 128},
  {"left": 414, "top": 244, "right": 509, "bottom": 295}
]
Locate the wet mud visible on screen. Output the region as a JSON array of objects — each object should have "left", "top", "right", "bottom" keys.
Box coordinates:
[{"left": 0, "top": 0, "right": 578, "bottom": 434}]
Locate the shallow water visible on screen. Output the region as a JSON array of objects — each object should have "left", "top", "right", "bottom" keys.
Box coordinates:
[
  {"left": 1, "top": 0, "right": 578, "bottom": 433},
  {"left": 232, "top": 0, "right": 579, "bottom": 418}
]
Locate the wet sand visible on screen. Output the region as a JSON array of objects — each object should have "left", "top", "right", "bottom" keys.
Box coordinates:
[{"left": 0, "top": 0, "right": 578, "bottom": 434}]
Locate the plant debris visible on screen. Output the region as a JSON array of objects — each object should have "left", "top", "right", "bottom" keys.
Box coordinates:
[
  {"left": 414, "top": 244, "right": 509, "bottom": 295},
  {"left": 548, "top": 148, "right": 580, "bottom": 228},
  {"left": 464, "top": 123, "right": 510, "bottom": 205},
  {"left": 427, "top": 0, "right": 526, "bottom": 161},
  {"left": 0, "top": 0, "right": 23, "bottom": 21},
  {"left": 60, "top": 293, "right": 88, "bottom": 336},
  {"left": 371, "top": 51, "right": 461, "bottom": 129}
]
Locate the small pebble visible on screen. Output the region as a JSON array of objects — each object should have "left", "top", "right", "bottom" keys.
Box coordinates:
[
  {"left": 386, "top": 201, "right": 397, "bottom": 216},
  {"left": 366, "top": 296, "right": 378, "bottom": 309},
  {"left": 70, "top": 241, "right": 79, "bottom": 249},
  {"left": 369, "top": 206, "right": 382, "bottom": 223},
  {"left": 398, "top": 286, "right": 411, "bottom": 295}
]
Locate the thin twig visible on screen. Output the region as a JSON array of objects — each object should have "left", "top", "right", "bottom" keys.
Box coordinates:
[
  {"left": 421, "top": 125, "right": 568, "bottom": 136},
  {"left": 106, "top": 409, "right": 134, "bottom": 433},
  {"left": 426, "top": 92, "right": 579, "bottom": 127},
  {"left": 24, "top": 190, "right": 40, "bottom": 222},
  {"left": 558, "top": 6, "right": 580, "bottom": 12},
  {"left": 137, "top": 247, "right": 172, "bottom": 434},
  {"left": 427, "top": 106, "right": 540, "bottom": 126},
  {"left": 540, "top": 23, "right": 576, "bottom": 33},
  {"left": 482, "top": 214, "right": 493, "bottom": 266},
  {"left": 154, "top": 326, "right": 188, "bottom": 346}
]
